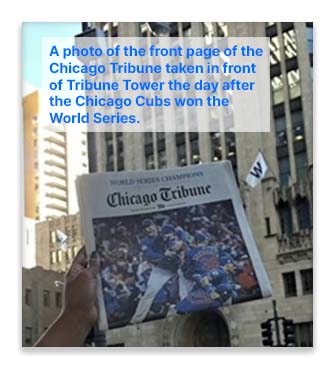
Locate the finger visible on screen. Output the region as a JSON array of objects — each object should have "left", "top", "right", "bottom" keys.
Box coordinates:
[
  {"left": 71, "top": 246, "right": 87, "bottom": 268},
  {"left": 66, "top": 264, "right": 84, "bottom": 281},
  {"left": 89, "top": 251, "right": 100, "bottom": 277}
]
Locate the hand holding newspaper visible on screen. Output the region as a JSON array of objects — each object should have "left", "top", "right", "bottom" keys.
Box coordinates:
[{"left": 76, "top": 161, "right": 272, "bottom": 330}]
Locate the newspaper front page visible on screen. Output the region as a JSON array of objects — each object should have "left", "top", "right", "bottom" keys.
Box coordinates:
[{"left": 76, "top": 161, "right": 272, "bottom": 330}]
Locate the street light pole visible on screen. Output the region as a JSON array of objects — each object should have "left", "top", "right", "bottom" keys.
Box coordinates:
[{"left": 272, "top": 299, "right": 282, "bottom": 346}]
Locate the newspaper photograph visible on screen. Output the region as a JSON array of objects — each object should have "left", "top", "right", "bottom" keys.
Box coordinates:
[{"left": 76, "top": 161, "right": 272, "bottom": 330}]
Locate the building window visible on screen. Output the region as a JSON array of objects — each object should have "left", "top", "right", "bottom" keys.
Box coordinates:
[
  {"left": 55, "top": 292, "right": 62, "bottom": 308},
  {"left": 306, "top": 25, "right": 313, "bottom": 55},
  {"left": 275, "top": 116, "right": 288, "bottom": 147},
  {"left": 269, "top": 35, "right": 281, "bottom": 65},
  {"left": 291, "top": 110, "right": 305, "bottom": 142},
  {"left": 25, "top": 288, "right": 32, "bottom": 306},
  {"left": 57, "top": 249, "right": 63, "bottom": 263},
  {"left": 279, "top": 203, "right": 293, "bottom": 236},
  {"left": 211, "top": 132, "right": 223, "bottom": 162},
  {"left": 177, "top": 143, "right": 187, "bottom": 167},
  {"left": 51, "top": 251, "right": 57, "bottom": 264},
  {"left": 43, "top": 290, "right": 50, "bottom": 307},
  {"left": 283, "top": 28, "right": 297, "bottom": 60},
  {"left": 295, "top": 322, "right": 313, "bottom": 346},
  {"left": 51, "top": 231, "right": 56, "bottom": 244},
  {"left": 265, "top": 217, "right": 271, "bottom": 236},
  {"left": 106, "top": 132, "right": 114, "bottom": 170},
  {"left": 190, "top": 138, "right": 200, "bottom": 164},
  {"left": 145, "top": 154, "right": 155, "bottom": 170},
  {"left": 295, "top": 152, "right": 308, "bottom": 181},
  {"left": 301, "top": 269, "right": 313, "bottom": 295},
  {"left": 296, "top": 197, "right": 311, "bottom": 230},
  {"left": 24, "top": 327, "right": 33, "bottom": 346},
  {"left": 158, "top": 150, "right": 167, "bottom": 169},
  {"left": 67, "top": 247, "right": 73, "bottom": 261},
  {"left": 293, "top": 123, "right": 305, "bottom": 142},
  {"left": 283, "top": 271, "right": 297, "bottom": 297},
  {"left": 287, "top": 69, "right": 301, "bottom": 99},
  {"left": 116, "top": 133, "right": 124, "bottom": 171},
  {"left": 271, "top": 74, "right": 284, "bottom": 105}
]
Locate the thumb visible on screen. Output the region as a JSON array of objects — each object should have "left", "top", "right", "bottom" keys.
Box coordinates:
[{"left": 89, "top": 251, "right": 100, "bottom": 277}]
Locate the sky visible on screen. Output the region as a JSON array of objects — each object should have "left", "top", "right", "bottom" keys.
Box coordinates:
[{"left": 22, "top": 22, "right": 81, "bottom": 90}]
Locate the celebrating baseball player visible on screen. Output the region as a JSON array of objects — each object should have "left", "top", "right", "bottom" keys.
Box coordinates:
[{"left": 130, "top": 220, "right": 192, "bottom": 323}]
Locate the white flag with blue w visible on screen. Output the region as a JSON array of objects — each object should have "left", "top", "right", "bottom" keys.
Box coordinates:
[{"left": 245, "top": 151, "right": 268, "bottom": 188}]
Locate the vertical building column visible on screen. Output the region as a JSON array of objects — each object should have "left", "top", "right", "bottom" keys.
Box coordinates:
[
  {"left": 294, "top": 22, "right": 313, "bottom": 166},
  {"left": 276, "top": 22, "right": 297, "bottom": 183},
  {"left": 276, "top": 23, "right": 299, "bottom": 232},
  {"left": 227, "top": 22, "right": 270, "bottom": 247},
  {"left": 259, "top": 24, "right": 281, "bottom": 234},
  {"left": 163, "top": 25, "right": 177, "bottom": 168},
  {"left": 165, "top": 133, "right": 177, "bottom": 168},
  {"left": 94, "top": 132, "right": 108, "bottom": 172},
  {"left": 132, "top": 133, "right": 146, "bottom": 170},
  {"left": 177, "top": 22, "right": 192, "bottom": 165},
  {"left": 118, "top": 22, "right": 145, "bottom": 170},
  {"left": 191, "top": 22, "right": 211, "bottom": 162}
]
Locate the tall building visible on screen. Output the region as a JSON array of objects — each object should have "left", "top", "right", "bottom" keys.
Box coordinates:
[
  {"left": 22, "top": 267, "right": 64, "bottom": 346},
  {"left": 23, "top": 90, "right": 89, "bottom": 220},
  {"left": 23, "top": 90, "right": 88, "bottom": 267},
  {"left": 77, "top": 22, "right": 313, "bottom": 346}
]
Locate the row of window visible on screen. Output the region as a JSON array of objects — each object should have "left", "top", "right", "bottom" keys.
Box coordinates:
[
  {"left": 282, "top": 268, "right": 312, "bottom": 297},
  {"left": 102, "top": 23, "right": 309, "bottom": 192},
  {"left": 278, "top": 197, "right": 311, "bottom": 235},
  {"left": 106, "top": 131, "right": 236, "bottom": 172},
  {"left": 50, "top": 226, "right": 79, "bottom": 244},
  {"left": 106, "top": 132, "right": 124, "bottom": 171},
  {"left": 25, "top": 288, "right": 62, "bottom": 308},
  {"left": 106, "top": 128, "right": 307, "bottom": 186},
  {"left": 50, "top": 246, "right": 80, "bottom": 265},
  {"left": 267, "top": 24, "right": 309, "bottom": 187},
  {"left": 105, "top": 117, "right": 306, "bottom": 186}
]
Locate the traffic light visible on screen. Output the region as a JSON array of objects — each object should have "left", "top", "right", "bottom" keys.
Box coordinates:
[
  {"left": 283, "top": 319, "right": 296, "bottom": 346},
  {"left": 260, "top": 319, "right": 273, "bottom": 346}
]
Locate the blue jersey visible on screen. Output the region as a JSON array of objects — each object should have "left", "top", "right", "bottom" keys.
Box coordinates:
[
  {"left": 142, "top": 234, "right": 180, "bottom": 272},
  {"left": 141, "top": 234, "right": 165, "bottom": 263},
  {"left": 182, "top": 246, "right": 220, "bottom": 278}
]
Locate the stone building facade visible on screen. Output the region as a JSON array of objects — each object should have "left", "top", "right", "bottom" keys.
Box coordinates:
[
  {"left": 76, "top": 22, "right": 313, "bottom": 347},
  {"left": 35, "top": 213, "right": 83, "bottom": 272},
  {"left": 22, "top": 267, "right": 64, "bottom": 346}
]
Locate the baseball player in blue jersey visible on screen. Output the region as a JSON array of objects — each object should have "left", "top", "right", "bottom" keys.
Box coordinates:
[
  {"left": 130, "top": 220, "right": 192, "bottom": 324},
  {"left": 180, "top": 231, "right": 240, "bottom": 308}
]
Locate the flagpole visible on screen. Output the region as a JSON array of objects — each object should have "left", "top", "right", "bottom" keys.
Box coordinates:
[{"left": 241, "top": 179, "right": 252, "bottom": 220}]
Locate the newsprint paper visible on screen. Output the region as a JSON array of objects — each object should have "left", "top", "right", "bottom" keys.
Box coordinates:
[{"left": 76, "top": 161, "right": 272, "bottom": 331}]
